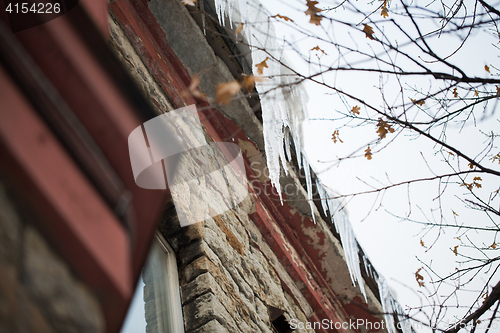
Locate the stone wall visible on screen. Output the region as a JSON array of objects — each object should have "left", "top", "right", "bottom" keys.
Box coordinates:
[
  {"left": 145, "top": 2, "right": 388, "bottom": 330},
  {"left": 169, "top": 208, "right": 316, "bottom": 333},
  {"left": 0, "top": 175, "right": 104, "bottom": 333}
]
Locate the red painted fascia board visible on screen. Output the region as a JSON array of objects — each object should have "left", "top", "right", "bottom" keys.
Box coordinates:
[
  {"left": 124, "top": 0, "right": 193, "bottom": 86},
  {"left": 0, "top": 64, "right": 131, "bottom": 329},
  {"left": 2, "top": 6, "right": 171, "bottom": 331},
  {"left": 250, "top": 202, "right": 347, "bottom": 333},
  {"left": 79, "top": 0, "right": 109, "bottom": 35},
  {"left": 280, "top": 199, "right": 383, "bottom": 328}
]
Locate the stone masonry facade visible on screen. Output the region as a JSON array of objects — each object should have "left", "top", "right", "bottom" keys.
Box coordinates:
[
  {"left": 109, "top": 14, "right": 316, "bottom": 332},
  {"left": 109, "top": 0, "right": 387, "bottom": 331}
]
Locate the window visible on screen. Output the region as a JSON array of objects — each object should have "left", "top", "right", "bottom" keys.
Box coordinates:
[
  {"left": 269, "top": 306, "right": 292, "bottom": 333},
  {"left": 121, "top": 232, "right": 184, "bottom": 333}
]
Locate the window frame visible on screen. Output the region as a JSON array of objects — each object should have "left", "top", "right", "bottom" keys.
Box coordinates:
[{"left": 142, "top": 232, "right": 185, "bottom": 333}]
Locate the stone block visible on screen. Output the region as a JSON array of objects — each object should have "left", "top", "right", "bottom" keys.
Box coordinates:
[
  {"left": 181, "top": 272, "right": 233, "bottom": 313},
  {"left": 180, "top": 239, "right": 210, "bottom": 265},
  {"left": 183, "top": 292, "right": 238, "bottom": 332},
  {"left": 203, "top": 227, "right": 254, "bottom": 302},
  {"left": 184, "top": 256, "right": 213, "bottom": 283},
  {"left": 0, "top": 263, "right": 55, "bottom": 333},
  {"left": 22, "top": 227, "right": 103, "bottom": 333},
  {"left": 108, "top": 15, "right": 174, "bottom": 115},
  {"left": 207, "top": 214, "right": 244, "bottom": 256},
  {"left": 182, "top": 272, "right": 256, "bottom": 330},
  {"left": 149, "top": 0, "right": 217, "bottom": 75},
  {"left": 190, "top": 319, "right": 230, "bottom": 333}
]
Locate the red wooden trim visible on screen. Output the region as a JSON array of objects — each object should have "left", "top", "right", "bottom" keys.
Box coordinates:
[
  {"left": 79, "top": 0, "right": 109, "bottom": 35},
  {"left": 2, "top": 7, "right": 170, "bottom": 331},
  {"left": 0, "top": 64, "right": 131, "bottom": 326},
  {"left": 13, "top": 6, "right": 166, "bottom": 281}
]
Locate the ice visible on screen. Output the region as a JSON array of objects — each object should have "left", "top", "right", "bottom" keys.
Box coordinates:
[
  {"left": 302, "top": 153, "right": 315, "bottom": 222},
  {"left": 316, "top": 180, "right": 367, "bottom": 299},
  {"left": 214, "top": 0, "right": 309, "bottom": 200},
  {"left": 377, "top": 277, "right": 413, "bottom": 333},
  {"left": 214, "top": 0, "right": 228, "bottom": 26},
  {"left": 214, "top": 0, "right": 366, "bottom": 299}
]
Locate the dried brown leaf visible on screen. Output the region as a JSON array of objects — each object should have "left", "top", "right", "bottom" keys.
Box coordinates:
[
  {"left": 271, "top": 14, "right": 294, "bottom": 22},
  {"left": 376, "top": 118, "right": 395, "bottom": 139},
  {"left": 492, "top": 153, "right": 500, "bottom": 164},
  {"left": 242, "top": 75, "right": 265, "bottom": 92},
  {"left": 305, "top": 0, "right": 322, "bottom": 25},
  {"left": 235, "top": 23, "right": 244, "bottom": 35},
  {"left": 311, "top": 46, "right": 327, "bottom": 55},
  {"left": 215, "top": 81, "right": 242, "bottom": 105},
  {"left": 331, "top": 130, "right": 343, "bottom": 143},
  {"left": 185, "top": 74, "right": 206, "bottom": 100},
  {"left": 411, "top": 98, "right": 425, "bottom": 106},
  {"left": 461, "top": 182, "right": 473, "bottom": 191},
  {"left": 255, "top": 57, "right": 269, "bottom": 75},
  {"left": 363, "top": 24, "right": 375, "bottom": 40},
  {"left": 415, "top": 268, "right": 425, "bottom": 287},
  {"left": 381, "top": 1, "right": 389, "bottom": 18},
  {"left": 364, "top": 146, "right": 372, "bottom": 160}
]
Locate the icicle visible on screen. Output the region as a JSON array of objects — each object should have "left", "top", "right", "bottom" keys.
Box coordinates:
[
  {"left": 377, "top": 277, "right": 413, "bottom": 333},
  {"left": 284, "top": 130, "right": 292, "bottom": 162},
  {"left": 227, "top": 0, "right": 235, "bottom": 27},
  {"left": 362, "top": 254, "right": 374, "bottom": 278},
  {"left": 214, "top": 0, "right": 227, "bottom": 26},
  {"left": 302, "top": 153, "right": 315, "bottom": 223},
  {"left": 216, "top": 0, "right": 297, "bottom": 198},
  {"left": 316, "top": 180, "right": 367, "bottom": 300}
]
